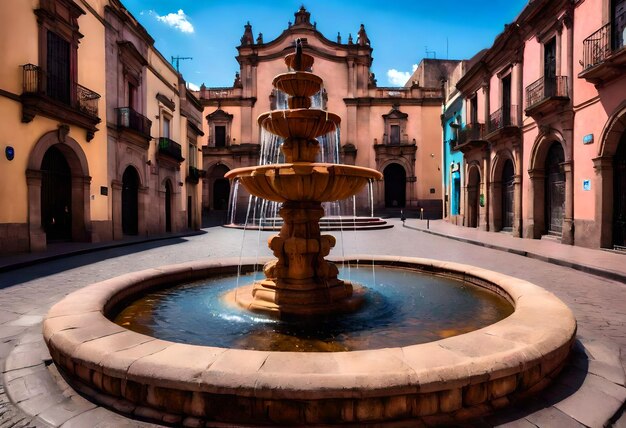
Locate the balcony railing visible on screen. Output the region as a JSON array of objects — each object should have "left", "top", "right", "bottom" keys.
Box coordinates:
[
  {"left": 526, "top": 76, "right": 568, "bottom": 109},
  {"left": 581, "top": 12, "right": 626, "bottom": 70},
  {"left": 22, "top": 64, "right": 100, "bottom": 117},
  {"left": 489, "top": 105, "right": 519, "bottom": 133},
  {"left": 457, "top": 122, "right": 485, "bottom": 146},
  {"left": 186, "top": 166, "right": 205, "bottom": 184},
  {"left": 116, "top": 107, "right": 152, "bottom": 137},
  {"left": 157, "top": 137, "right": 184, "bottom": 162}
]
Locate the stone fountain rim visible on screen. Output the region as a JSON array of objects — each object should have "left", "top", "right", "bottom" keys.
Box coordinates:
[{"left": 42, "top": 255, "right": 575, "bottom": 402}]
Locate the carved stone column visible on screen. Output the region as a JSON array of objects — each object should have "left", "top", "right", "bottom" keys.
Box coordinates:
[{"left": 26, "top": 169, "right": 46, "bottom": 252}]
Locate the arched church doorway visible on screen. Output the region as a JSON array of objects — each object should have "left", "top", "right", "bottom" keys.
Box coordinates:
[
  {"left": 502, "top": 159, "right": 514, "bottom": 230},
  {"left": 122, "top": 166, "right": 139, "bottom": 235},
  {"left": 545, "top": 142, "right": 565, "bottom": 235},
  {"left": 384, "top": 163, "right": 406, "bottom": 208},
  {"left": 165, "top": 180, "right": 173, "bottom": 232},
  {"left": 41, "top": 146, "right": 71, "bottom": 242},
  {"left": 613, "top": 133, "right": 626, "bottom": 248}
]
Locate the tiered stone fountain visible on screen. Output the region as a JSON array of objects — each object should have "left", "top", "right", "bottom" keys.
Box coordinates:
[
  {"left": 42, "top": 41, "right": 576, "bottom": 427},
  {"left": 225, "top": 40, "right": 381, "bottom": 316}
]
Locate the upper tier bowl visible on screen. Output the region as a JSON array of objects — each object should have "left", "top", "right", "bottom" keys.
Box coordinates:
[
  {"left": 225, "top": 163, "right": 383, "bottom": 202},
  {"left": 273, "top": 72, "right": 323, "bottom": 98},
  {"left": 258, "top": 109, "right": 340, "bottom": 140}
]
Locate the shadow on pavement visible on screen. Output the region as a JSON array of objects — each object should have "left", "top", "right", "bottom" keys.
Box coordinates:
[{"left": 0, "top": 237, "right": 193, "bottom": 289}]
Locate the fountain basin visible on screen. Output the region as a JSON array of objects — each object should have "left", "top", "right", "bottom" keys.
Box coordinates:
[
  {"left": 43, "top": 256, "right": 576, "bottom": 426},
  {"left": 258, "top": 109, "right": 340, "bottom": 140},
  {"left": 225, "top": 162, "right": 383, "bottom": 202}
]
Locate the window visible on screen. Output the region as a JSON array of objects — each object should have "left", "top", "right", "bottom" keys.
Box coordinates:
[
  {"left": 470, "top": 95, "right": 478, "bottom": 124},
  {"left": 502, "top": 74, "right": 512, "bottom": 126},
  {"left": 163, "top": 117, "right": 170, "bottom": 138},
  {"left": 390, "top": 125, "right": 400, "bottom": 145},
  {"left": 46, "top": 31, "right": 71, "bottom": 104},
  {"left": 188, "top": 140, "right": 196, "bottom": 167},
  {"left": 206, "top": 109, "right": 233, "bottom": 148},
  {"left": 215, "top": 125, "right": 226, "bottom": 147},
  {"left": 128, "top": 82, "right": 137, "bottom": 110}
]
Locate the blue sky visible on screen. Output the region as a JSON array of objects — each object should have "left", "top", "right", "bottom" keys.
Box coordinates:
[{"left": 122, "top": 1, "right": 528, "bottom": 88}]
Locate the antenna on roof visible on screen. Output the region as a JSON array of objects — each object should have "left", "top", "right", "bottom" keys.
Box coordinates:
[
  {"left": 425, "top": 46, "right": 436, "bottom": 59},
  {"left": 171, "top": 56, "right": 193, "bottom": 73}
]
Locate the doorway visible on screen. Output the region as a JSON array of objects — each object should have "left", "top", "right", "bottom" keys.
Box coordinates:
[
  {"left": 545, "top": 142, "right": 565, "bottom": 235},
  {"left": 502, "top": 159, "right": 514, "bottom": 230},
  {"left": 467, "top": 167, "right": 480, "bottom": 228},
  {"left": 165, "top": 180, "right": 173, "bottom": 232},
  {"left": 383, "top": 163, "right": 406, "bottom": 208},
  {"left": 122, "top": 166, "right": 139, "bottom": 235},
  {"left": 613, "top": 134, "right": 626, "bottom": 248},
  {"left": 41, "top": 145, "right": 72, "bottom": 242}
]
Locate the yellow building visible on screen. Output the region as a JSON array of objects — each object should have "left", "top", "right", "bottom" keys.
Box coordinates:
[{"left": 0, "top": 0, "right": 203, "bottom": 255}]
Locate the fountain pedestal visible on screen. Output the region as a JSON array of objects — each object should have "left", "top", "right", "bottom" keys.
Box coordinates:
[
  {"left": 242, "top": 200, "right": 363, "bottom": 315},
  {"left": 226, "top": 41, "right": 381, "bottom": 316}
]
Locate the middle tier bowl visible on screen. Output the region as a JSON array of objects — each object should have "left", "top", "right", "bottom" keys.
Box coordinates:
[
  {"left": 258, "top": 109, "right": 341, "bottom": 140},
  {"left": 225, "top": 163, "right": 383, "bottom": 202}
]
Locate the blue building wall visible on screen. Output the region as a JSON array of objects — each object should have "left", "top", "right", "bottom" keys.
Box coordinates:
[{"left": 442, "top": 95, "right": 464, "bottom": 218}]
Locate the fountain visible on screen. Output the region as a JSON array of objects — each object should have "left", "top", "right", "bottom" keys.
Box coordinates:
[
  {"left": 224, "top": 40, "right": 381, "bottom": 316},
  {"left": 42, "top": 42, "right": 576, "bottom": 426}
]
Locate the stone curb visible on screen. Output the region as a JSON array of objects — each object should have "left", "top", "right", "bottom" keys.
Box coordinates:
[{"left": 412, "top": 226, "right": 626, "bottom": 284}]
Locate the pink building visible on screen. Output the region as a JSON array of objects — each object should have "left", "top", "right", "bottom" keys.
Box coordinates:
[{"left": 456, "top": 0, "right": 626, "bottom": 250}]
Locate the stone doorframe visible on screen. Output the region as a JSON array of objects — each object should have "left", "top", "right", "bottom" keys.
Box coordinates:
[
  {"left": 26, "top": 128, "right": 92, "bottom": 252},
  {"left": 489, "top": 149, "right": 521, "bottom": 236},
  {"left": 525, "top": 128, "right": 573, "bottom": 243},
  {"left": 594, "top": 102, "right": 626, "bottom": 248},
  {"left": 374, "top": 148, "right": 416, "bottom": 209},
  {"left": 111, "top": 164, "right": 148, "bottom": 240}
]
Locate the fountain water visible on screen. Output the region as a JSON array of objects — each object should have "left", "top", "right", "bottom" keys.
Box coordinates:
[{"left": 225, "top": 40, "right": 382, "bottom": 316}]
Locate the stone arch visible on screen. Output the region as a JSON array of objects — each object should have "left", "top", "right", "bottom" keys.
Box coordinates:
[
  {"left": 465, "top": 162, "right": 481, "bottom": 228},
  {"left": 490, "top": 150, "right": 516, "bottom": 232},
  {"left": 595, "top": 102, "right": 626, "bottom": 248},
  {"left": 205, "top": 162, "right": 232, "bottom": 211},
  {"left": 26, "top": 128, "right": 92, "bottom": 251},
  {"left": 526, "top": 130, "right": 571, "bottom": 240}
]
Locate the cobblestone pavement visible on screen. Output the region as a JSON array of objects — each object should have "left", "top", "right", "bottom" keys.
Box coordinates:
[{"left": 0, "top": 220, "right": 625, "bottom": 427}]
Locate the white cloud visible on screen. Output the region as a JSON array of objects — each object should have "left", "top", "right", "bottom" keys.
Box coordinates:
[
  {"left": 187, "top": 82, "right": 200, "bottom": 91},
  {"left": 386, "top": 64, "right": 418, "bottom": 86},
  {"left": 152, "top": 9, "right": 194, "bottom": 34}
]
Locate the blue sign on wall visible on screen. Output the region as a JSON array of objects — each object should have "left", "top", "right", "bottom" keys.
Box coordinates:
[
  {"left": 583, "top": 179, "right": 591, "bottom": 191},
  {"left": 5, "top": 146, "right": 14, "bottom": 161}
]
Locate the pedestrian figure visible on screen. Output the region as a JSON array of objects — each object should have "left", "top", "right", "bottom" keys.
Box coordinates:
[{"left": 401, "top": 210, "right": 406, "bottom": 225}]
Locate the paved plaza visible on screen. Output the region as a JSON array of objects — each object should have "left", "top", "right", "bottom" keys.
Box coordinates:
[{"left": 0, "top": 220, "right": 625, "bottom": 427}]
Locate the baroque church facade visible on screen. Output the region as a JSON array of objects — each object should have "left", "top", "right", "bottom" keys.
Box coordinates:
[{"left": 198, "top": 7, "right": 446, "bottom": 219}]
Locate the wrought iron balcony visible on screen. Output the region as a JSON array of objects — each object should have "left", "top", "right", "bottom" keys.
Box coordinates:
[
  {"left": 186, "top": 166, "right": 205, "bottom": 184},
  {"left": 21, "top": 64, "right": 101, "bottom": 140},
  {"left": 457, "top": 122, "right": 485, "bottom": 146},
  {"left": 525, "top": 76, "right": 569, "bottom": 116},
  {"left": 157, "top": 137, "right": 184, "bottom": 162},
  {"left": 116, "top": 107, "right": 152, "bottom": 139},
  {"left": 453, "top": 122, "right": 487, "bottom": 153},
  {"left": 489, "top": 105, "right": 520, "bottom": 133},
  {"left": 579, "top": 14, "right": 626, "bottom": 84}
]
